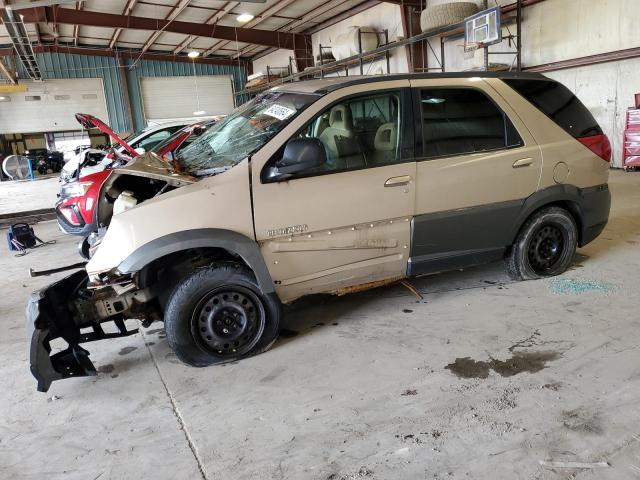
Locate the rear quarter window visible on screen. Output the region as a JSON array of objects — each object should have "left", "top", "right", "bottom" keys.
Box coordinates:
[{"left": 504, "top": 79, "right": 602, "bottom": 138}]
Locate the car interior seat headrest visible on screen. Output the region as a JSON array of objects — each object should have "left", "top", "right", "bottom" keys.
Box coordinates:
[
  {"left": 374, "top": 122, "right": 397, "bottom": 151},
  {"left": 329, "top": 105, "right": 353, "bottom": 130}
]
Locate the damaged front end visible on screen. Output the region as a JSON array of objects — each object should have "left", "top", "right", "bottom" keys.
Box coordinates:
[{"left": 27, "top": 268, "right": 157, "bottom": 392}]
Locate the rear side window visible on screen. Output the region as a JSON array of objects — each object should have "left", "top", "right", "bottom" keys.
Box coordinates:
[
  {"left": 418, "top": 88, "right": 523, "bottom": 159},
  {"left": 504, "top": 79, "right": 602, "bottom": 138}
]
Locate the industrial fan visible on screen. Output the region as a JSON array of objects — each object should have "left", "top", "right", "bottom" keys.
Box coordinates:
[{"left": 2, "top": 155, "right": 32, "bottom": 180}]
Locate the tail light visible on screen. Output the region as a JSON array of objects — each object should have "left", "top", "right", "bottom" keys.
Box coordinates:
[{"left": 578, "top": 134, "right": 611, "bottom": 162}]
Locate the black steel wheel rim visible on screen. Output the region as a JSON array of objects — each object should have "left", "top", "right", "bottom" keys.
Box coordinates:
[
  {"left": 527, "top": 223, "right": 565, "bottom": 274},
  {"left": 191, "top": 285, "right": 265, "bottom": 357}
]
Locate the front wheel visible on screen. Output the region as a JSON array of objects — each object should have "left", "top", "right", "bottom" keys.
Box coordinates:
[
  {"left": 164, "top": 263, "right": 281, "bottom": 367},
  {"left": 78, "top": 236, "right": 91, "bottom": 260},
  {"left": 506, "top": 206, "right": 577, "bottom": 280}
]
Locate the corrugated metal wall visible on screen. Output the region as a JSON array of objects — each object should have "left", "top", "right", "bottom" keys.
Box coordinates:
[
  {"left": 5, "top": 52, "right": 130, "bottom": 132},
  {"left": 2, "top": 52, "right": 248, "bottom": 133},
  {"left": 123, "top": 58, "right": 248, "bottom": 130}
]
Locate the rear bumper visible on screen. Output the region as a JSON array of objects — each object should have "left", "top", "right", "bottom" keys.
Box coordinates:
[
  {"left": 579, "top": 184, "right": 611, "bottom": 247},
  {"left": 27, "top": 270, "right": 138, "bottom": 392}
]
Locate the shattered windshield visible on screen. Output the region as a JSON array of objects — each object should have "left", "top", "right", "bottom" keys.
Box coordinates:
[
  {"left": 151, "top": 120, "right": 216, "bottom": 155},
  {"left": 176, "top": 91, "right": 318, "bottom": 176}
]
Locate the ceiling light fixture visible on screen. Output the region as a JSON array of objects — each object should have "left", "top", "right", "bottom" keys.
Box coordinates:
[
  {"left": 187, "top": 50, "right": 200, "bottom": 58},
  {"left": 237, "top": 13, "right": 254, "bottom": 23},
  {"left": 193, "top": 110, "right": 206, "bottom": 116}
]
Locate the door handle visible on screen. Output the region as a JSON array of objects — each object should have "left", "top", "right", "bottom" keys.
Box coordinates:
[
  {"left": 512, "top": 158, "right": 533, "bottom": 168},
  {"left": 384, "top": 175, "right": 412, "bottom": 187}
]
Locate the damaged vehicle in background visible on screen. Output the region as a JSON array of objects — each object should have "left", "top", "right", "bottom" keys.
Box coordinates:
[
  {"left": 28, "top": 73, "right": 611, "bottom": 393},
  {"left": 56, "top": 117, "right": 218, "bottom": 259},
  {"left": 59, "top": 115, "right": 193, "bottom": 183}
]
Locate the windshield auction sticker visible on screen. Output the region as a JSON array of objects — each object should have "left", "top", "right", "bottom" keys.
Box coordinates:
[{"left": 263, "top": 104, "right": 296, "bottom": 121}]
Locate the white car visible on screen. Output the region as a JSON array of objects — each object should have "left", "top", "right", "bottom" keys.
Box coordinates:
[{"left": 60, "top": 118, "right": 192, "bottom": 182}]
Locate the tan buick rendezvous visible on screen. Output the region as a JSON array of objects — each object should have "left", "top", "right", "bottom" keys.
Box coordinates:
[{"left": 28, "top": 72, "right": 611, "bottom": 391}]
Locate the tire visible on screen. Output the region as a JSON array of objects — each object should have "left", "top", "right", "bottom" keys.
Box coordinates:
[
  {"left": 78, "top": 236, "right": 91, "bottom": 260},
  {"left": 164, "top": 263, "right": 281, "bottom": 367},
  {"left": 506, "top": 206, "right": 578, "bottom": 281},
  {"left": 420, "top": 2, "right": 479, "bottom": 32}
]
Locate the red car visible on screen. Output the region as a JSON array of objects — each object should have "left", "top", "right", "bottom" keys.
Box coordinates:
[{"left": 56, "top": 115, "right": 216, "bottom": 251}]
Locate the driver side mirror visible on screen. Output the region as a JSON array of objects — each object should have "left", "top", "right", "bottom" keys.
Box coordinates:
[
  {"left": 134, "top": 147, "right": 146, "bottom": 155},
  {"left": 272, "top": 138, "right": 326, "bottom": 180}
]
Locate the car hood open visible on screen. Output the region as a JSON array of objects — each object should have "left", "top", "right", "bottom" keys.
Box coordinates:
[{"left": 75, "top": 113, "right": 139, "bottom": 158}]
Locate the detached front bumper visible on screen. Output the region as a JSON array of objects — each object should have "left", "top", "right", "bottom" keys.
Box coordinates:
[{"left": 27, "top": 270, "right": 138, "bottom": 392}]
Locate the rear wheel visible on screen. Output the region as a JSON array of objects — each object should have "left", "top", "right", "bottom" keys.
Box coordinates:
[
  {"left": 164, "top": 263, "right": 281, "bottom": 367},
  {"left": 507, "top": 206, "right": 577, "bottom": 280}
]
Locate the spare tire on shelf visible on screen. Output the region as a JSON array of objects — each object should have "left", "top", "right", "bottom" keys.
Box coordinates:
[{"left": 420, "top": 2, "right": 480, "bottom": 32}]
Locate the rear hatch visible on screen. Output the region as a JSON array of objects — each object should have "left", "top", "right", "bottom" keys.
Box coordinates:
[{"left": 503, "top": 79, "right": 611, "bottom": 162}]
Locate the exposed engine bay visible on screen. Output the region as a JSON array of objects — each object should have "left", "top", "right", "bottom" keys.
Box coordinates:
[{"left": 83, "top": 153, "right": 196, "bottom": 258}]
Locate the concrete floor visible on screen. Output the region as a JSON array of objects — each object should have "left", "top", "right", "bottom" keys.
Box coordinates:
[{"left": 1, "top": 169, "right": 639, "bottom": 480}]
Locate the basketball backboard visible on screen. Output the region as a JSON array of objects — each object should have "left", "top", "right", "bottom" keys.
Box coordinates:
[{"left": 464, "top": 6, "right": 501, "bottom": 52}]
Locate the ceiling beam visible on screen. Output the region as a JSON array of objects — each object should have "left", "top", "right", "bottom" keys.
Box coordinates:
[
  {"left": 173, "top": 0, "right": 239, "bottom": 55},
  {"left": 0, "top": 57, "right": 17, "bottom": 84},
  {"left": 236, "top": 0, "right": 346, "bottom": 59},
  {"left": 305, "top": 0, "right": 379, "bottom": 34},
  {"left": 140, "top": 0, "right": 191, "bottom": 54},
  {"left": 15, "top": 6, "right": 310, "bottom": 50},
  {"left": 1, "top": 7, "right": 43, "bottom": 80},
  {"left": 0, "top": 45, "right": 251, "bottom": 68},
  {"left": 203, "top": 0, "right": 297, "bottom": 57},
  {"left": 33, "top": 23, "right": 42, "bottom": 44},
  {"left": 198, "top": 2, "right": 244, "bottom": 56},
  {"left": 376, "top": 0, "right": 424, "bottom": 7},
  {"left": 73, "top": 1, "right": 83, "bottom": 46},
  {"left": 108, "top": 0, "right": 138, "bottom": 49}
]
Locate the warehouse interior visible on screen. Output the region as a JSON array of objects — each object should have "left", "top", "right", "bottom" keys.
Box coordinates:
[{"left": 1, "top": 0, "right": 639, "bottom": 479}]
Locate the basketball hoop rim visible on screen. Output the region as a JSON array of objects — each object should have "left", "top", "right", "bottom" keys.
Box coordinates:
[{"left": 462, "top": 41, "right": 486, "bottom": 52}]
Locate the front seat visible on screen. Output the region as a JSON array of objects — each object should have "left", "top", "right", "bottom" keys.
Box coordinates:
[
  {"left": 371, "top": 122, "right": 398, "bottom": 165},
  {"left": 319, "top": 104, "right": 355, "bottom": 169}
]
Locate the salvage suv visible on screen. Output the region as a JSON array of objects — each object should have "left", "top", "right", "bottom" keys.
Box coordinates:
[{"left": 28, "top": 72, "right": 611, "bottom": 392}]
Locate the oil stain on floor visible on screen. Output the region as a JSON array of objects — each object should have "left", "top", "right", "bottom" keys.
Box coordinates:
[
  {"left": 118, "top": 346, "right": 137, "bottom": 356},
  {"left": 445, "top": 351, "right": 560, "bottom": 379}
]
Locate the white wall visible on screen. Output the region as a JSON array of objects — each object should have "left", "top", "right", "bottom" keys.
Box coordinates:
[
  {"left": 251, "top": 3, "right": 409, "bottom": 78},
  {"left": 520, "top": 0, "right": 640, "bottom": 165},
  {"left": 311, "top": 2, "right": 409, "bottom": 76},
  {"left": 252, "top": 49, "right": 295, "bottom": 76},
  {"left": 546, "top": 58, "right": 640, "bottom": 167},
  {"left": 521, "top": 0, "right": 639, "bottom": 65},
  {"left": 422, "top": 0, "right": 640, "bottom": 167}
]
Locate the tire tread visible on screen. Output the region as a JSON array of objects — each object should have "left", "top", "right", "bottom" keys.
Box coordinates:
[
  {"left": 163, "top": 262, "right": 281, "bottom": 367},
  {"left": 506, "top": 206, "right": 577, "bottom": 281}
]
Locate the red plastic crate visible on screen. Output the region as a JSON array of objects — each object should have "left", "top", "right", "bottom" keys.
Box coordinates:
[
  {"left": 627, "top": 108, "right": 640, "bottom": 130},
  {"left": 623, "top": 128, "right": 640, "bottom": 169}
]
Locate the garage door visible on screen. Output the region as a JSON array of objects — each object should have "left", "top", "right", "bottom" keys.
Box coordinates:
[
  {"left": 0, "top": 78, "right": 108, "bottom": 134},
  {"left": 140, "top": 75, "right": 235, "bottom": 122}
]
